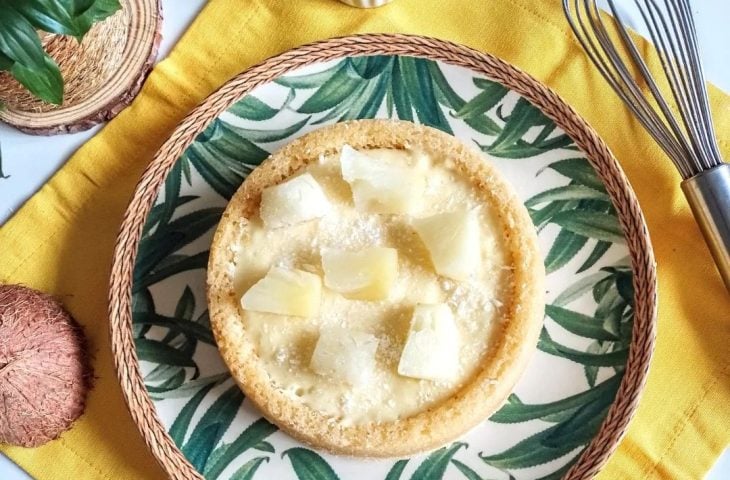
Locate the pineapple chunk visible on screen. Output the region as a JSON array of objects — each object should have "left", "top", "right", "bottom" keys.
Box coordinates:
[
  {"left": 339, "top": 145, "right": 424, "bottom": 214},
  {"left": 413, "top": 209, "right": 480, "bottom": 281},
  {"left": 321, "top": 247, "right": 398, "bottom": 300},
  {"left": 398, "top": 304, "right": 459, "bottom": 381},
  {"left": 310, "top": 326, "right": 379, "bottom": 386},
  {"left": 259, "top": 173, "right": 331, "bottom": 229},
  {"left": 240, "top": 267, "right": 321, "bottom": 317}
]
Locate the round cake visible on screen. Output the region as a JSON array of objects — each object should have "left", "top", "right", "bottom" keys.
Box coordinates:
[{"left": 206, "top": 119, "right": 545, "bottom": 457}]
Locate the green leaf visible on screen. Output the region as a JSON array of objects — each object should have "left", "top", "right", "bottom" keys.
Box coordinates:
[
  {"left": 0, "top": 51, "right": 12, "bottom": 70},
  {"left": 545, "top": 304, "right": 618, "bottom": 341},
  {"left": 150, "top": 373, "right": 228, "bottom": 400},
  {"left": 484, "top": 139, "right": 551, "bottom": 158},
  {"left": 348, "top": 55, "right": 392, "bottom": 79},
  {"left": 541, "top": 388, "right": 616, "bottom": 448},
  {"left": 182, "top": 384, "right": 245, "bottom": 472},
  {"left": 602, "top": 308, "right": 623, "bottom": 340},
  {"left": 134, "top": 251, "right": 209, "bottom": 292},
  {"left": 453, "top": 82, "right": 507, "bottom": 120},
  {"left": 72, "top": 0, "right": 120, "bottom": 38},
  {"left": 427, "top": 61, "right": 465, "bottom": 109},
  {"left": 132, "top": 288, "right": 154, "bottom": 338},
  {"left": 385, "top": 80, "right": 394, "bottom": 117},
  {"left": 463, "top": 112, "right": 502, "bottom": 136},
  {"left": 142, "top": 195, "right": 197, "bottom": 236},
  {"left": 228, "top": 95, "right": 278, "bottom": 120},
  {"left": 10, "top": 54, "right": 63, "bottom": 104},
  {"left": 149, "top": 368, "right": 185, "bottom": 392},
  {"left": 168, "top": 380, "right": 219, "bottom": 445},
  {"left": 253, "top": 440, "right": 275, "bottom": 453},
  {"left": 0, "top": 7, "right": 47, "bottom": 67},
  {"left": 14, "top": 0, "right": 78, "bottom": 36},
  {"left": 298, "top": 63, "right": 362, "bottom": 113},
  {"left": 183, "top": 118, "right": 269, "bottom": 199},
  {"left": 181, "top": 155, "right": 193, "bottom": 185},
  {"left": 491, "top": 374, "right": 621, "bottom": 423},
  {"left": 538, "top": 133, "right": 574, "bottom": 151},
  {"left": 144, "top": 365, "right": 193, "bottom": 388},
  {"left": 13, "top": 0, "right": 118, "bottom": 39},
  {"left": 410, "top": 442, "right": 467, "bottom": 480},
  {"left": 148, "top": 253, "right": 190, "bottom": 272},
  {"left": 451, "top": 459, "right": 486, "bottom": 480},
  {"left": 231, "top": 457, "right": 269, "bottom": 480},
  {"left": 183, "top": 143, "right": 256, "bottom": 200},
  {"left": 529, "top": 123, "right": 573, "bottom": 153},
  {"left": 529, "top": 200, "right": 574, "bottom": 231},
  {"left": 133, "top": 312, "right": 215, "bottom": 344},
  {"left": 481, "top": 395, "right": 607, "bottom": 470},
  {"left": 553, "top": 271, "right": 611, "bottom": 306},
  {"left": 544, "top": 229, "right": 588, "bottom": 273},
  {"left": 195, "top": 309, "right": 211, "bottom": 329},
  {"left": 525, "top": 185, "right": 609, "bottom": 208},
  {"left": 144, "top": 363, "right": 181, "bottom": 383},
  {"left": 397, "top": 56, "right": 452, "bottom": 133},
  {"left": 384, "top": 460, "right": 409, "bottom": 480},
  {"left": 311, "top": 81, "right": 369, "bottom": 124},
  {"left": 132, "top": 287, "right": 155, "bottom": 314},
  {"left": 390, "top": 58, "right": 413, "bottom": 121},
  {"left": 339, "top": 73, "right": 389, "bottom": 121},
  {"left": 550, "top": 211, "right": 624, "bottom": 244},
  {"left": 595, "top": 284, "right": 627, "bottom": 339},
  {"left": 225, "top": 116, "right": 310, "bottom": 143},
  {"left": 538, "top": 329, "right": 628, "bottom": 366},
  {"left": 596, "top": 283, "right": 625, "bottom": 318},
  {"left": 592, "top": 275, "right": 614, "bottom": 303},
  {"left": 0, "top": 0, "right": 120, "bottom": 102},
  {"left": 577, "top": 240, "right": 612, "bottom": 273},
  {"left": 584, "top": 341, "right": 610, "bottom": 387},
  {"left": 205, "top": 418, "right": 278, "bottom": 479},
  {"left": 428, "top": 65, "right": 504, "bottom": 135},
  {"left": 276, "top": 64, "right": 340, "bottom": 88},
  {"left": 71, "top": 0, "right": 97, "bottom": 15},
  {"left": 175, "top": 285, "right": 196, "bottom": 320},
  {"left": 282, "top": 448, "right": 340, "bottom": 480},
  {"left": 473, "top": 77, "right": 500, "bottom": 89},
  {"left": 486, "top": 98, "right": 547, "bottom": 156},
  {"left": 134, "top": 207, "right": 222, "bottom": 283},
  {"left": 184, "top": 423, "right": 221, "bottom": 472},
  {"left": 135, "top": 338, "right": 198, "bottom": 370},
  {"left": 176, "top": 330, "right": 197, "bottom": 357},
  {"left": 544, "top": 158, "right": 606, "bottom": 191},
  {"left": 615, "top": 269, "right": 635, "bottom": 304}
]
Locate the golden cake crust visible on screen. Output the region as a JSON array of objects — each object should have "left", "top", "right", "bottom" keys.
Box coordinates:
[{"left": 206, "top": 119, "right": 545, "bottom": 457}]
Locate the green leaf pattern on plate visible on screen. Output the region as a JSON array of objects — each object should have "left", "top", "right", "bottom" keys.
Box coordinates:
[{"left": 132, "top": 56, "right": 634, "bottom": 479}]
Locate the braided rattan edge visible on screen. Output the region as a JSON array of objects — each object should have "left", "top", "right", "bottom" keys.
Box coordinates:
[
  {"left": 0, "top": 0, "right": 161, "bottom": 135},
  {"left": 108, "top": 34, "right": 657, "bottom": 480}
]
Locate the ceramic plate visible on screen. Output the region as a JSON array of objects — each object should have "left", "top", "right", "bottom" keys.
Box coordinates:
[{"left": 110, "top": 35, "right": 656, "bottom": 480}]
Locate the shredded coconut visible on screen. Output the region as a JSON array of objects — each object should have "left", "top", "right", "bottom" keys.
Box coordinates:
[
  {"left": 274, "top": 348, "right": 288, "bottom": 364},
  {"left": 318, "top": 213, "right": 384, "bottom": 249}
]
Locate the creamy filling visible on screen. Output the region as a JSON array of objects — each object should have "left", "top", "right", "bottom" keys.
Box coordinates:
[{"left": 232, "top": 148, "right": 512, "bottom": 425}]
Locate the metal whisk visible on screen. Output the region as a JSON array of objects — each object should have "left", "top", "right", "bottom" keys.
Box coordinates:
[{"left": 564, "top": 0, "right": 730, "bottom": 291}]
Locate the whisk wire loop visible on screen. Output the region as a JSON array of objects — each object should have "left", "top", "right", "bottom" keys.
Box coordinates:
[
  {"left": 563, "top": 0, "right": 724, "bottom": 179},
  {"left": 564, "top": 0, "right": 730, "bottom": 291}
]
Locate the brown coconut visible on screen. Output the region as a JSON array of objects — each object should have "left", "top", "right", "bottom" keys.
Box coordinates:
[{"left": 0, "top": 285, "right": 93, "bottom": 447}]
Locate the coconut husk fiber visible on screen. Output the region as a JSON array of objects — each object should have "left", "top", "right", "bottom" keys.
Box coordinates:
[{"left": 0, "top": 285, "right": 93, "bottom": 448}]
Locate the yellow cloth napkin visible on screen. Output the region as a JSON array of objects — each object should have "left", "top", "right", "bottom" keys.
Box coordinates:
[{"left": 1, "top": 0, "right": 728, "bottom": 478}]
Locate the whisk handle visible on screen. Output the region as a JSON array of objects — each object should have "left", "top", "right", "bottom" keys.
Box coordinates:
[{"left": 681, "top": 163, "right": 730, "bottom": 292}]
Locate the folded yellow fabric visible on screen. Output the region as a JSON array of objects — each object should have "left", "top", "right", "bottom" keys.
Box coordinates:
[{"left": 1, "top": 0, "right": 728, "bottom": 478}]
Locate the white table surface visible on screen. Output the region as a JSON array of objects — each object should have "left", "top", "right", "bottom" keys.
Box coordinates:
[{"left": 1, "top": 1, "right": 727, "bottom": 478}]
